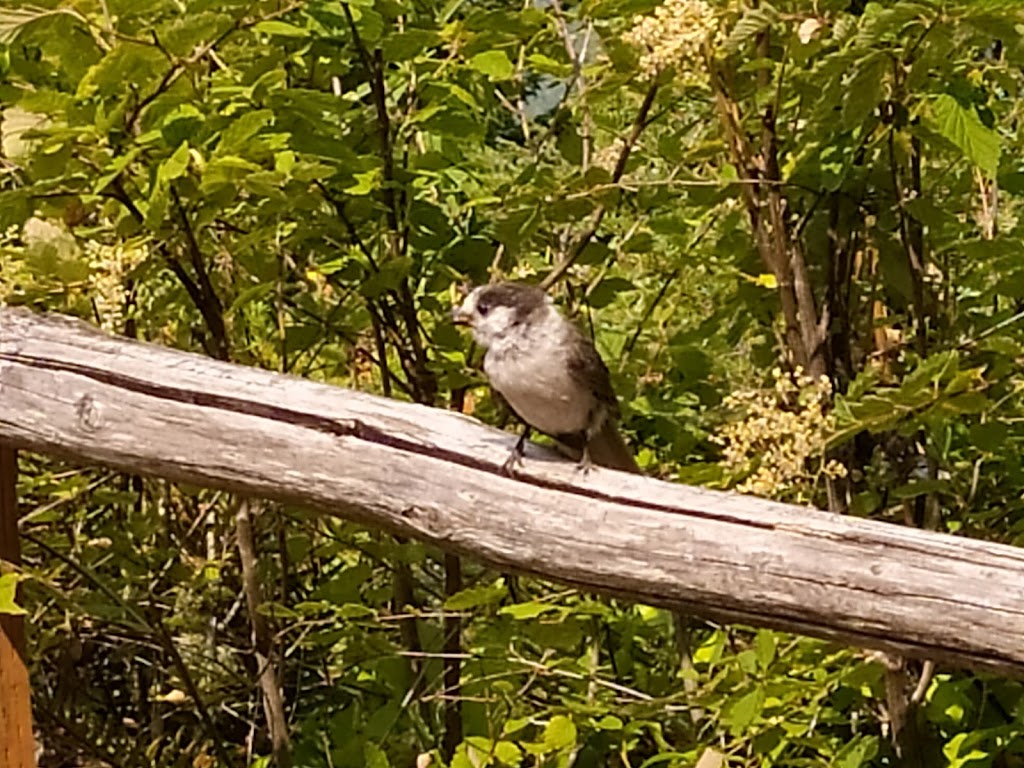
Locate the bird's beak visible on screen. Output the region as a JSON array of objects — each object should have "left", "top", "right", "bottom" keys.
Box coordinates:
[{"left": 452, "top": 306, "right": 471, "bottom": 326}]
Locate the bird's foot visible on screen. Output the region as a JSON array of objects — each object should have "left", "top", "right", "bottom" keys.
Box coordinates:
[
  {"left": 575, "top": 447, "right": 594, "bottom": 476},
  {"left": 501, "top": 449, "right": 524, "bottom": 477},
  {"left": 502, "top": 427, "right": 531, "bottom": 477}
]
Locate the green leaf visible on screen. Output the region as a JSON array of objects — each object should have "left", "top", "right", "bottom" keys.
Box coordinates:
[
  {"left": 363, "top": 742, "right": 391, "bottom": 768},
  {"left": 217, "top": 109, "right": 274, "bottom": 154},
  {"left": 158, "top": 142, "right": 191, "bottom": 183},
  {"left": 0, "top": 6, "right": 82, "bottom": 43},
  {"left": 383, "top": 29, "right": 440, "bottom": 60},
  {"left": 469, "top": 50, "right": 515, "bottom": 80},
  {"left": 724, "top": 6, "right": 779, "bottom": 52},
  {"left": 969, "top": 422, "right": 1008, "bottom": 452},
  {"left": 335, "top": 603, "right": 376, "bottom": 619},
  {"left": 841, "top": 52, "right": 886, "bottom": 129},
  {"left": 160, "top": 105, "right": 204, "bottom": 148},
  {"left": 353, "top": 7, "right": 384, "bottom": 42},
  {"left": 937, "top": 392, "right": 989, "bottom": 415},
  {"left": 753, "top": 630, "right": 776, "bottom": 670},
  {"left": 0, "top": 189, "right": 31, "bottom": 229},
  {"left": 443, "top": 580, "right": 507, "bottom": 610},
  {"left": 892, "top": 479, "right": 950, "bottom": 499},
  {"left": 345, "top": 169, "right": 381, "bottom": 195},
  {"left": 499, "top": 601, "right": 558, "bottom": 619},
  {"left": 145, "top": 183, "right": 169, "bottom": 229},
  {"left": 22, "top": 217, "right": 87, "bottom": 282},
  {"left": 493, "top": 741, "right": 522, "bottom": 764},
  {"left": 943, "top": 732, "right": 989, "bottom": 768},
  {"left": 835, "top": 735, "right": 879, "bottom": 768},
  {"left": 722, "top": 686, "right": 764, "bottom": 733},
  {"left": 0, "top": 573, "right": 27, "bottom": 615},
  {"left": 594, "top": 715, "right": 623, "bottom": 730},
  {"left": 588, "top": 277, "right": 634, "bottom": 308},
  {"left": 502, "top": 716, "right": 531, "bottom": 735},
  {"left": 930, "top": 94, "right": 1001, "bottom": 177},
  {"left": 255, "top": 20, "right": 310, "bottom": 37},
  {"left": 542, "top": 715, "right": 577, "bottom": 751}
]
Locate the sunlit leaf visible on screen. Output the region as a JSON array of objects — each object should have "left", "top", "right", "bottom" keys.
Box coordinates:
[{"left": 930, "top": 94, "right": 1001, "bottom": 176}]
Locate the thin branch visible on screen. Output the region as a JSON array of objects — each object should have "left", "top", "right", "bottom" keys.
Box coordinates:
[
  {"left": 123, "top": 2, "right": 303, "bottom": 133},
  {"left": 235, "top": 499, "right": 292, "bottom": 768},
  {"left": 441, "top": 554, "right": 463, "bottom": 762},
  {"left": 170, "top": 185, "right": 229, "bottom": 359},
  {"left": 540, "top": 81, "right": 659, "bottom": 290}
]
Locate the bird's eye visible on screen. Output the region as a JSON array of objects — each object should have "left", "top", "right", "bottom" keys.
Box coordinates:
[{"left": 477, "top": 302, "right": 491, "bottom": 316}]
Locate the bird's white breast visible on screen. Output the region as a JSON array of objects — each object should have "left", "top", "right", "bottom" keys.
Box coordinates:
[{"left": 483, "top": 310, "right": 597, "bottom": 436}]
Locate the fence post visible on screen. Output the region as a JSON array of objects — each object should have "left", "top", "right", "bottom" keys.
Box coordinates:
[{"left": 0, "top": 445, "right": 34, "bottom": 768}]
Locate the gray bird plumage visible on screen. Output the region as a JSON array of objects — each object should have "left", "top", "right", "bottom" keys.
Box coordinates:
[{"left": 454, "top": 282, "right": 639, "bottom": 474}]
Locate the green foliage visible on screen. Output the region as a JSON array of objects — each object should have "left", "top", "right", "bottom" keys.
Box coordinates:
[{"left": 4, "top": 0, "right": 1024, "bottom": 765}]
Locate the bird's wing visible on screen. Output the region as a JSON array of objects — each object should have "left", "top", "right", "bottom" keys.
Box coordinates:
[{"left": 566, "top": 328, "right": 620, "bottom": 420}]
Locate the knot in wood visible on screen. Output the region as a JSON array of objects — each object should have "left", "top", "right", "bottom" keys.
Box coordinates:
[{"left": 75, "top": 394, "right": 103, "bottom": 432}]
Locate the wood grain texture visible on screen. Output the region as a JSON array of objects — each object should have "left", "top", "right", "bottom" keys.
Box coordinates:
[
  {"left": 0, "top": 445, "right": 35, "bottom": 768},
  {"left": 2, "top": 306, "right": 1024, "bottom": 675}
]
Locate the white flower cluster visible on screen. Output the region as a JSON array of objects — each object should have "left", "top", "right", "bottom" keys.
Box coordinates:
[
  {"left": 713, "top": 367, "right": 847, "bottom": 499},
  {"left": 622, "top": 0, "right": 719, "bottom": 81},
  {"left": 85, "top": 240, "right": 148, "bottom": 330}
]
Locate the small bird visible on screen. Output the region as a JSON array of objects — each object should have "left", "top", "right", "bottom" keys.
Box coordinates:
[{"left": 453, "top": 282, "right": 639, "bottom": 474}]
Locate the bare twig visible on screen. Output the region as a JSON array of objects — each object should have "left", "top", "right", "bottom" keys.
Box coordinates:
[
  {"left": 235, "top": 500, "right": 292, "bottom": 768},
  {"left": 540, "top": 82, "right": 659, "bottom": 290},
  {"left": 441, "top": 554, "right": 463, "bottom": 762}
]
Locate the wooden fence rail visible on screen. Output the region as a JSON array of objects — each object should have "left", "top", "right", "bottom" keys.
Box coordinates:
[{"left": 2, "top": 305, "right": 1024, "bottom": 683}]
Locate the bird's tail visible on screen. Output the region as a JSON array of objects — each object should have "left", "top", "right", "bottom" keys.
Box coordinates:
[
  {"left": 588, "top": 420, "right": 640, "bottom": 473},
  {"left": 553, "top": 421, "right": 640, "bottom": 474}
]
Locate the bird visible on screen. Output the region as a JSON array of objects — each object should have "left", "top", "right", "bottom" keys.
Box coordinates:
[{"left": 453, "top": 281, "right": 639, "bottom": 475}]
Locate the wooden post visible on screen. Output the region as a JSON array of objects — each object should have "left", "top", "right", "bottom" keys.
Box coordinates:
[{"left": 0, "top": 445, "right": 34, "bottom": 768}]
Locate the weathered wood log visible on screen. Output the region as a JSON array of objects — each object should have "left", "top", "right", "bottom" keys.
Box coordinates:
[{"left": 2, "top": 305, "right": 1024, "bottom": 675}]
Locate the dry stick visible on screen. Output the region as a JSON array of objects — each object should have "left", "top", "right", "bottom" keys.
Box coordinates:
[
  {"left": 540, "top": 82, "right": 659, "bottom": 291},
  {"left": 8, "top": 318, "right": 1024, "bottom": 674},
  {"left": 341, "top": 8, "right": 434, "bottom": 405},
  {"left": 550, "top": 0, "right": 593, "bottom": 169},
  {"left": 170, "top": 187, "right": 229, "bottom": 360},
  {"left": 441, "top": 554, "right": 464, "bottom": 762},
  {"left": 709, "top": 58, "right": 816, "bottom": 374},
  {"left": 315, "top": 184, "right": 419, "bottom": 386},
  {"left": 236, "top": 500, "right": 292, "bottom": 768}
]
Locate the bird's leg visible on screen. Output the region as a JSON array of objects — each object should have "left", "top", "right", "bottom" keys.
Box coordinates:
[
  {"left": 576, "top": 431, "right": 594, "bottom": 475},
  {"left": 502, "top": 425, "right": 531, "bottom": 476}
]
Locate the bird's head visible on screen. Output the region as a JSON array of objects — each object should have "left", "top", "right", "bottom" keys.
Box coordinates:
[{"left": 453, "top": 282, "right": 551, "bottom": 348}]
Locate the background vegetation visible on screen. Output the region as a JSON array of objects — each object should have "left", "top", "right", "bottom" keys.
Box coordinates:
[{"left": 3, "top": 0, "right": 1024, "bottom": 765}]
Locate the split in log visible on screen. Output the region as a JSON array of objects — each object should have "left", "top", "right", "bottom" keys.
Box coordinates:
[{"left": 2, "top": 306, "right": 1024, "bottom": 676}]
